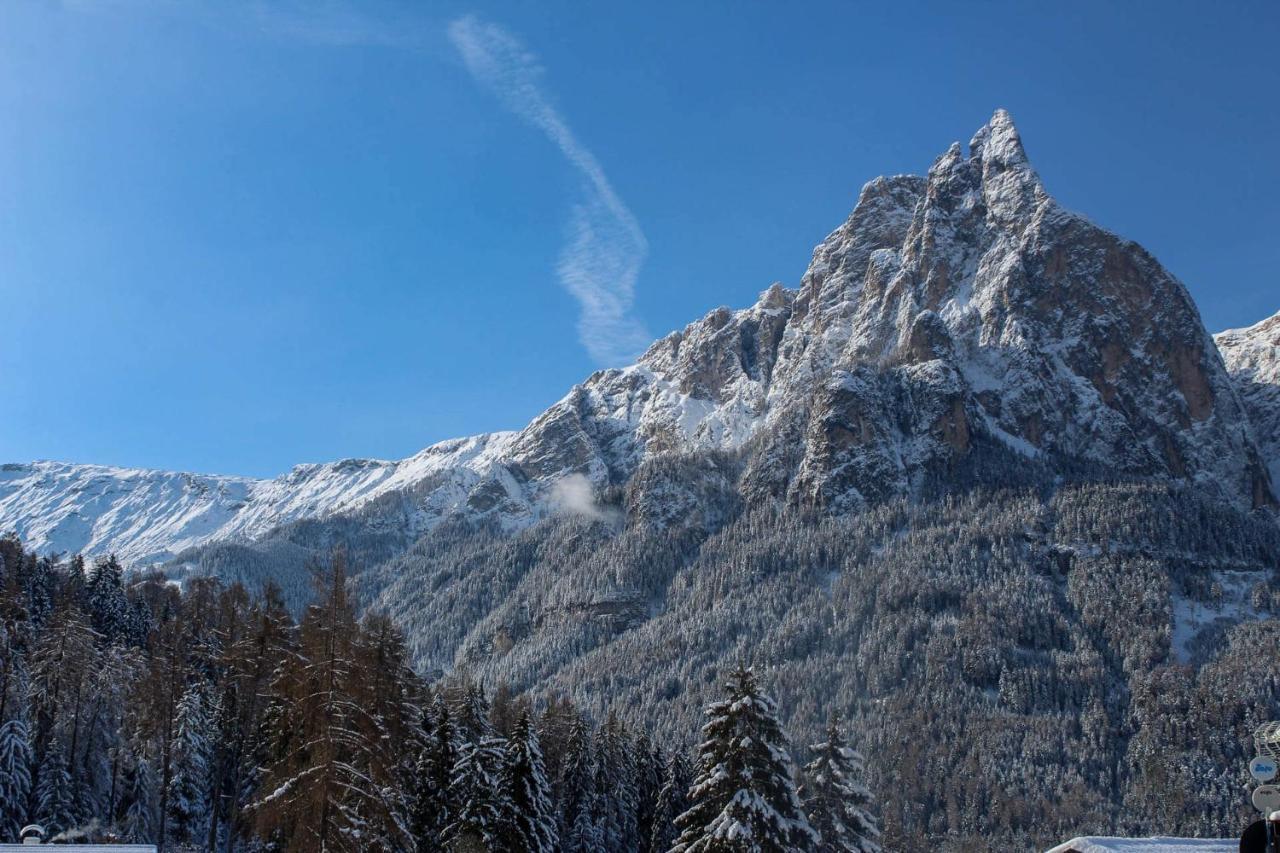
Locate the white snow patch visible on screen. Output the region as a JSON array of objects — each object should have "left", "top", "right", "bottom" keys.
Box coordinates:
[
  {"left": 1170, "top": 570, "right": 1269, "bottom": 663},
  {"left": 1045, "top": 837, "right": 1234, "bottom": 853}
]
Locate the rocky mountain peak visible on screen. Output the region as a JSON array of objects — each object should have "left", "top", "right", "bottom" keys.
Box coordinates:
[
  {"left": 3, "top": 113, "right": 1275, "bottom": 566},
  {"left": 501, "top": 113, "right": 1273, "bottom": 518},
  {"left": 755, "top": 110, "right": 1273, "bottom": 510},
  {"left": 968, "top": 107, "right": 1028, "bottom": 166}
]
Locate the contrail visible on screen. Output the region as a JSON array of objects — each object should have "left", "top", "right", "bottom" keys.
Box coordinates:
[{"left": 448, "top": 15, "right": 652, "bottom": 365}]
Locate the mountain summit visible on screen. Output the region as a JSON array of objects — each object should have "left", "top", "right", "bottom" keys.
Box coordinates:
[
  {"left": 1, "top": 111, "right": 1276, "bottom": 565},
  {"left": 488, "top": 108, "right": 1276, "bottom": 517}
]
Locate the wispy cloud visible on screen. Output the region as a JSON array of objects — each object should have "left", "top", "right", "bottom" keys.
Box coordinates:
[{"left": 448, "top": 15, "right": 651, "bottom": 365}]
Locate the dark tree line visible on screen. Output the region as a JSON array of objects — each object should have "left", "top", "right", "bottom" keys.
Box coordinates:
[{"left": 0, "top": 535, "right": 879, "bottom": 851}]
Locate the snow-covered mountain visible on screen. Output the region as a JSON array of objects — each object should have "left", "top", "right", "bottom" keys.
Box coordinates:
[
  {"left": 0, "top": 433, "right": 515, "bottom": 565},
  {"left": 1216, "top": 311, "right": 1280, "bottom": 490},
  {"left": 2, "top": 110, "right": 1276, "bottom": 567}
]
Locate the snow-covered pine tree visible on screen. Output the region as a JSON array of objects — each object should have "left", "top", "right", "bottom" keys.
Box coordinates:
[
  {"left": 64, "top": 556, "right": 87, "bottom": 609},
  {"left": 125, "top": 597, "right": 153, "bottom": 648},
  {"left": 118, "top": 748, "right": 155, "bottom": 843},
  {"left": 86, "top": 556, "right": 130, "bottom": 644},
  {"left": 166, "top": 682, "right": 214, "bottom": 846},
  {"left": 411, "top": 696, "right": 460, "bottom": 850},
  {"left": 455, "top": 682, "right": 493, "bottom": 744},
  {"left": 25, "top": 556, "right": 54, "bottom": 629},
  {"left": 649, "top": 750, "right": 691, "bottom": 853},
  {"left": 800, "top": 713, "right": 881, "bottom": 853},
  {"left": 571, "top": 788, "right": 606, "bottom": 853},
  {"left": 672, "top": 666, "right": 818, "bottom": 852},
  {"left": 557, "top": 714, "right": 600, "bottom": 853},
  {"left": 597, "top": 712, "right": 639, "bottom": 852},
  {"left": 35, "top": 741, "right": 77, "bottom": 837},
  {"left": 0, "top": 717, "right": 34, "bottom": 842},
  {"left": 635, "top": 733, "right": 665, "bottom": 852},
  {"left": 498, "top": 709, "right": 558, "bottom": 853},
  {"left": 441, "top": 734, "right": 507, "bottom": 852},
  {"left": 535, "top": 694, "right": 578, "bottom": 797},
  {"left": 81, "top": 643, "right": 138, "bottom": 826}
]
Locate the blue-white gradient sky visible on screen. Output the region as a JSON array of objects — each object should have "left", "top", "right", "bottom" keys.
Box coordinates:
[{"left": 2, "top": 0, "right": 1277, "bottom": 477}]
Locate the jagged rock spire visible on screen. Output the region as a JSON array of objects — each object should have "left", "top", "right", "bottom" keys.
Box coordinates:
[{"left": 969, "top": 107, "right": 1028, "bottom": 166}]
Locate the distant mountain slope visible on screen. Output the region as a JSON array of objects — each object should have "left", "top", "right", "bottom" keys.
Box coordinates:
[
  {"left": 0, "top": 432, "right": 514, "bottom": 564},
  {"left": 1216, "top": 311, "right": 1280, "bottom": 489}
]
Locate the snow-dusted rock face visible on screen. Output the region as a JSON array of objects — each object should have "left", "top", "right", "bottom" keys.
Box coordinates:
[
  {"left": 1216, "top": 311, "right": 1280, "bottom": 490},
  {"left": 509, "top": 109, "right": 1274, "bottom": 512},
  {"left": 2, "top": 110, "right": 1275, "bottom": 566}
]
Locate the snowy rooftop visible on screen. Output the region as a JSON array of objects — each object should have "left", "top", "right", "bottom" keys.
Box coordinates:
[
  {"left": 0, "top": 846, "right": 156, "bottom": 852},
  {"left": 1045, "top": 837, "right": 1235, "bottom": 853}
]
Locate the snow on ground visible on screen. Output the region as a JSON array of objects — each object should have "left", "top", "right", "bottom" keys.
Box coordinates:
[
  {"left": 1045, "top": 837, "right": 1235, "bottom": 853},
  {"left": 1170, "top": 569, "right": 1269, "bottom": 663}
]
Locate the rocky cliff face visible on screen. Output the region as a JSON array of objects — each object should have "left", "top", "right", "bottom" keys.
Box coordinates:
[
  {"left": 1217, "top": 311, "right": 1280, "bottom": 493},
  {"left": 500, "top": 109, "right": 1274, "bottom": 514},
  {"left": 1, "top": 111, "right": 1275, "bottom": 566}
]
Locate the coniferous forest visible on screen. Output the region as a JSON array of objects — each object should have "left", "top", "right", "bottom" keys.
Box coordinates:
[
  {"left": 0, "top": 534, "right": 880, "bottom": 852},
  {"left": 172, "top": 481, "right": 1280, "bottom": 850}
]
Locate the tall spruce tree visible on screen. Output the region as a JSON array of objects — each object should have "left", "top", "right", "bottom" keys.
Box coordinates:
[
  {"left": 0, "top": 717, "right": 33, "bottom": 842},
  {"left": 411, "top": 696, "right": 460, "bottom": 850},
  {"left": 442, "top": 735, "right": 507, "bottom": 852},
  {"left": 166, "top": 682, "right": 214, "bottom": 846},
  {"left": 118, "top": 748, "right": 155, "bottom": 843},
  {"left": 85, "top": 556, "right": 130, "bottom": 644},
  {"left": 557, "top": 714, "right": 597, "bottom": 851},
  {"left": 596, "top": 712, "right": 639, "bottom": 852},
  {"left": 35, "top": 741, "right": 76, "bottom": 837},
  {"left": 635, "top": 734, "right": 665, "bottom": 853},
  {"left": 672, "top": 667, "right": 817, "bottom": 852},
  {"left": 455, "top": 682, "right": 493, "bottom": 744},
  {"left": 499, "top": 710, "right": 558, "bottom": 853},
  {"left": 800, "top": 714, "right": 880, "bottom": 853},
  {"left": 649, "top": 750, "right": 691, "bottom": 853}
]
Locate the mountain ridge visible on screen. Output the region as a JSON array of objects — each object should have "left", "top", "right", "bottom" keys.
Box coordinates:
[{"left": 2, "top": 110, "right": 1277, "bottom": 568}]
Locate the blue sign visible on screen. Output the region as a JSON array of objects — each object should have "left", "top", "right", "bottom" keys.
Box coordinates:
[{"left": 1250, "top": 755, "right": 1279, "bottom": 783}]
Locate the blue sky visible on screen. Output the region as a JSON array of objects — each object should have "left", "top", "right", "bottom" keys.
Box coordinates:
[{"left": 1, "top": 0, "right": 1276, "bottom": 477}]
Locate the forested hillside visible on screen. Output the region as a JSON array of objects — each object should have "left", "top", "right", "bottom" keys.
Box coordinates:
[
  {"left": 0, "top": 536, "right": 881, "bottom": 852},
  {"left": 152, "top": 474, "right": 1280, "bottom": 849},
  {"left": 356, "top": 479, "right": 1280, "bottom": 848}
]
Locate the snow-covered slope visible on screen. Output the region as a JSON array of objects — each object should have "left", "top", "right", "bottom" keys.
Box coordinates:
[
  {"left": 2, "top": 110, "right": 1276, "bottom": 567},
  {"left": 1216, "top": 311, "right": 1280, "bottom": 489},
  {"left": 0, "top": 432, "right": 515, "bottom": 565}
]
